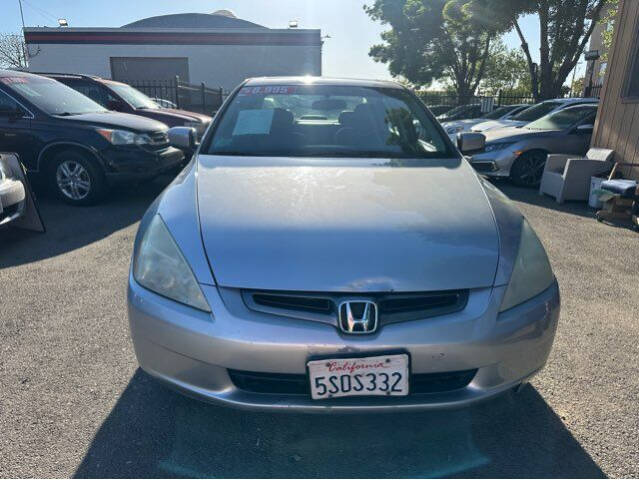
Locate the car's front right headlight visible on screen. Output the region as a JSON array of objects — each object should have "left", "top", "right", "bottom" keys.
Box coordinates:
[
  {"left": 499, "top": 219, "right": 555, "bottom": 312},
  {"left": 133, "top": 215, "right": 211, "bottom": 313}
]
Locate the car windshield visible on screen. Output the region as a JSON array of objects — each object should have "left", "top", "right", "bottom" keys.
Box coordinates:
[
  {"left": 526, "top": 105, "right": 597, "bottom": 131},
  {"left": 1, "top": 75, "right": 107, "bottom": 116},
  {"left": 482, "top": 105, "right": 518, "bottom": 120},
  {"left": 205, "top": 85, "right": 454, "bottom": 159},
  {"left": 107, "top": 83, "right": 159, "bottom": 109},
  {"left": 438, "top": 104, "right": 478, "bottom": 119},
  {"left": 510, "top": 101, "right": 562, "bottom": 122}
]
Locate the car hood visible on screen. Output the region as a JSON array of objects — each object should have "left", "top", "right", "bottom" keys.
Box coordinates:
[
  {"left": 195, "top": 156, "right": 500, "bottom": 292},
  {"left": 442, "top": 119, "right": 483, "bottom": 130},
  {"left": 138, "top": 108, "right": 212, "bottom": 126},
  {"left": 483, "top": 126, "right": 554, "bottom": 144},
  {"left": 58, "top": 112, "right": 168, "bottom": 132},
  {"left": 472, "top": 119, "right": 526, "bottom": 132}
]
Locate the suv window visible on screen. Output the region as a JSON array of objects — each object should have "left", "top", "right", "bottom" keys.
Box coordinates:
[
  {"left": 0, "top": 89, "right": 21, "bottom": 114},
  {"left": 66, "top": 80, "right": 109, "bottom": 107}
]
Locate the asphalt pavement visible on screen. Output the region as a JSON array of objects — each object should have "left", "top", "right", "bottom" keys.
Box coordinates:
[{"left": 1, "top": 177, "right": 637, "bottom": 478}]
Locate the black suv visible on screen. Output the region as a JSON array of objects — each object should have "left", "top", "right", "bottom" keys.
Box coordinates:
[{"left": 0, "top": 70, "right": 184, "bottom": 205}]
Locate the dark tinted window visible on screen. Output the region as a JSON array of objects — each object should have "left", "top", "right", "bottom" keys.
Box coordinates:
[
  {"left": 511, "top": 101, "right": 562, "bottom": 122},
  {"left": 65, "top": 80, "right": 110, "bottom": 107},
  {"left": 205, "top": 85, "right": 453, "bottom": 159},
  {"left": 0, "top": 90, "right": 20, "bottom": 113},
  {"left": 526, "top": 105, "right": 597, "bottom": 131}
]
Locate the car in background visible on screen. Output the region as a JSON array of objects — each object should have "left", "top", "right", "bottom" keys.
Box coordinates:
[
  {"left": 468, "top": 104, "right": 598, "bottom": 187},
  {"left": 437, "top": 104, "right": 484, "bottom": 122},
  {"left": 427, "top": 104, "right": 455, "bottom": 116},
  {"left": 0, "top": 70, "right": 184, "bottom": 205},
  {"left": 151, "top": 98, "right": 178, "bottom": 109},
  {"left": 442, "top": 104, "right": 529, "bottom": 140},
  {"left": 128, "top": 76, "right": 560, "bottom": 412},
  {"left": 40, "top": 74, "right": 212, "bottom": 141},
  {"left": 0, "top": 153, "right": 26, "bottom": 227},
  {"left": 471, "top": 97, "right": 599, "bottom": 133}
]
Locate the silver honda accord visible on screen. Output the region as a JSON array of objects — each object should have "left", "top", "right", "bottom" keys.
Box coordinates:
[{"left": 128, "top": 77, "right": 560, "bottom": 412}]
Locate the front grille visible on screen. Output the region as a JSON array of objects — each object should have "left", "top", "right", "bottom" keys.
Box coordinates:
[
  {"left": 471, "top": 161, "right": 497, "bottom": 172},
  {"left": 229, "top": 369, "right": 477, "bottom": 396},
  {"left": 252, "top": 293, "right": 333, "bottom": 315},
  {"left": 243, "top": 290, "right": 468, "bottom": 327}
]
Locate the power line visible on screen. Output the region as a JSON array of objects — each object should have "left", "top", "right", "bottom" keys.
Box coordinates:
[{"left": 20, "top": 0, "right": 59, "bottom": 24}]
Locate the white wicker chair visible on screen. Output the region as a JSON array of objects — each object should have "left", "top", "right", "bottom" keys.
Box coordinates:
[{"left": 539, "top": 148, "right": 615, "bottom": 203}]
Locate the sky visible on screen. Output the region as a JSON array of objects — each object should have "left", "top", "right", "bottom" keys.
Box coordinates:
[{"left": 1, "top": 0, "right": 585, "bottom": 84}]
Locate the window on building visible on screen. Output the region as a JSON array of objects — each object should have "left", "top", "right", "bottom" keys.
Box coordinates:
[{"left": 625, "top": 42, "right": 639, "bottom": 98}]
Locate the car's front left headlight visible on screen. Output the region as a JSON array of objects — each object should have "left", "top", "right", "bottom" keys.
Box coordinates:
[
  {"left": 133, "top": 215, "right": 211, "bottom": 313},
  {"left": 97, "top": 129, "right": 151, "bottom": 146},
  {"left": 499, "top": 219, "right": 555, "bottom": 312}
]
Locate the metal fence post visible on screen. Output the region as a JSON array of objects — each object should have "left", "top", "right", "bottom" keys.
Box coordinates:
[
  {"left": 201, "top": 82, "right": 206, "bottom": 114},
  {"left": 174, "top": 75, "right": 180, "bottom": 109}
]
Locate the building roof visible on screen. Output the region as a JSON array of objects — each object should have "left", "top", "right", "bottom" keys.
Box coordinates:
[{"left": 122, "top": 12, "right": 266, "bottom": 29}]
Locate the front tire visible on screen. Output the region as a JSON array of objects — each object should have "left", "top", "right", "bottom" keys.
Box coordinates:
[
  {"left": 509, "top": 151, "right": 547, "bottom": 188},
  {"left": 49, "top": 150, "right": 106, "bottom": 206}
]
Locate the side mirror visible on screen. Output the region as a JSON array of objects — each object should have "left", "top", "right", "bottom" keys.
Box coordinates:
[
  {"left": 457, "top": 132, "right": 485, "bottom": 154},
  {"left": 576, "top": 124, "right": 594, "bottom": 133},
  {"left": 168, "top": 126, "right": 197, "bottom": 151}
]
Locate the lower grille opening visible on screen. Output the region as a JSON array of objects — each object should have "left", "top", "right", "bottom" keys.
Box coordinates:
[{"left": 229, "top": 369, "right": 477, "bottom": 396}]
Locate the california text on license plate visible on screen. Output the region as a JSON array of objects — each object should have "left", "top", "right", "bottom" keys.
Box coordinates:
[{"left": 307, "top": 354, "right": 409, "bottom": 400}]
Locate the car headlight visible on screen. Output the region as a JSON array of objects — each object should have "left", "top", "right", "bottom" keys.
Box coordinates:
[
  {"left": 97, "top": 129, "right": 151, "bottom": 146},
  {"left": 133, "top": 215, "right": 211, "bottom": 313},
  {"left": 484, "top": 142, "right": 515, "bottom": 153},
  {"left": 499, "top": 219, "right": 554, "bottom": 312}
]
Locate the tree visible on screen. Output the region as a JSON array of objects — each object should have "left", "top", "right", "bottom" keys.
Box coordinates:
[
  {"left": 480, "top": 40, "right": 531, "bottom": 95},
  {"left": 365, "top": 0, "right": 500, "bottom": 103},
  {"left": 600, "top": 0, "right": 619, "bottom": 62},
  {"left": 0, "top": 33, "right": 31, "bottom": 70},
  {"left": 467, "top": 0, "right": 608, "bottom": 100}
]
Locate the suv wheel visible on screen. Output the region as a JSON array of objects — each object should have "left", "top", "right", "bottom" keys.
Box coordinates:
[
  {"left": 509, "top": 151, "right": 547, "bottom": 188},
  {"left": 49, "top": 150, "right": 106, "bottom": 205}
]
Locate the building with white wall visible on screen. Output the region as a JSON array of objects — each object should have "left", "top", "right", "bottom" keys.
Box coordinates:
[{"left": 24, "top": 10, "right": 322, "bottom": 91}]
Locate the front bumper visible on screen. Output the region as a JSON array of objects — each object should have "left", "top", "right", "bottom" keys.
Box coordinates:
[
  {"left": 103, "top": 146, "right": 185, "bottom": 184},
  {"left": 0, "top": 178, "right": 26, "bottom": 226},
  {"left": 470, "top": 150, "right": 518, "bottom": 178},
  {"left": 128, "top": 276, "right": 560, "bottom": 413}
]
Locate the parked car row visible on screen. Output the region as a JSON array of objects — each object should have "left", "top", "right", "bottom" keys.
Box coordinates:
[
  {"left": 0, "top": 69, "right": 212, "bottom": 207},
  {"left": 436, "top": 97, "right": 599, "bottom": 187}
]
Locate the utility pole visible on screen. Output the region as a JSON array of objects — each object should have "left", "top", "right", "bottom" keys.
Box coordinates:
[{"left": 18, "top": 0, "right": 26, "bottom": 30}]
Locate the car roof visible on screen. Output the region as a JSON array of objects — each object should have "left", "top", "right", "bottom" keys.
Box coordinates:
[
  {"left": 557, "top": 103, "right": 598, "bottom": 111},
  {"left": 0, "top": 69, "right": 44, "bottom": 78},
  {"left": 244, "top": 76, "right": 404, "bottom": 89},
  {"left": 550, "top": 97, "right": 599, "bottom": 104}
]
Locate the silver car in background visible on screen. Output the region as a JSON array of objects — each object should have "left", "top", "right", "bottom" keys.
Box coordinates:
[
  {"left": 469, "top": 104, "right": 598, "bottom": 187},
  {"left": 442, "top": 104, "right": 529, "bottom": 141},
  {"left": 128, "top": 77, "right": 560, "bottom": 412},
  {"left": 472, "top": 97, "right": 599, "bottom": 134}
]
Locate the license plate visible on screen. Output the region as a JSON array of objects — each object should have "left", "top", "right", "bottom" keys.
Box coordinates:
[{"left": 307, "top": 354, "right": 409, "bottom": 400}]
